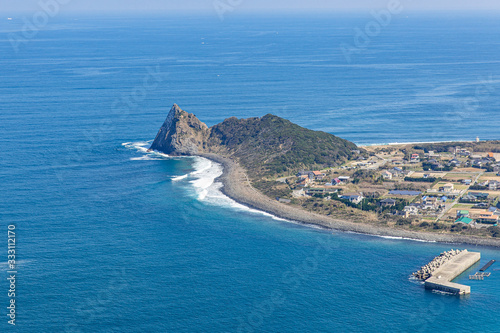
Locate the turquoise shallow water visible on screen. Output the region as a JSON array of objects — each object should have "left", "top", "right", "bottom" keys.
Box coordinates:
[{"left": 0, "top": 13, "right": 499, "bottom": 332}]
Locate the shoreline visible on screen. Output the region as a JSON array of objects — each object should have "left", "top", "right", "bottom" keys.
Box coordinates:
[
  {"left": 199, "top": 153, "right": 500, "bottom": 248},
  {"left": 357, "top": 140, "right": 476, "bottom": 147}
]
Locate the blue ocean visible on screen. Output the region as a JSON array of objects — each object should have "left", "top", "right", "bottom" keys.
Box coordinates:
[{"left": 1, "top": 12, "right": 499, "bottom": 332}]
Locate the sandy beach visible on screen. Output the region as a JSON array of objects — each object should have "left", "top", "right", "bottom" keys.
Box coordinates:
[{"left": 200, "top": 153, "right": 500, "bottom": 248}]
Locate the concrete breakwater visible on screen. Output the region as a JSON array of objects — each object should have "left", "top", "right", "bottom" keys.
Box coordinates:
[
  {"left": 413, "top": 249, "right": 466, "bottom": 280},
  {"left": 413, "top": 249, "right": 481, "bottom": 295}
]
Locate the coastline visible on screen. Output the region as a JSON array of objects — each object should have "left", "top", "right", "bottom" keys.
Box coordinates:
[
  {"left": 199, "top": 153, "right": 500, "bottom": 248},
  {"left": 357, "top": 140, "right": 475, "bottom": 147}
]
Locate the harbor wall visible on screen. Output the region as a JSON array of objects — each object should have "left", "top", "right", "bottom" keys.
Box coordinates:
[{"left": 424, "top": 251, "right": 481, "bottom": 295}]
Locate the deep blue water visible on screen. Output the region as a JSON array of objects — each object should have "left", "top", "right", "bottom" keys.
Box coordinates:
[{"left": 0, "top": 13, "right": 499, "bottom": 332}]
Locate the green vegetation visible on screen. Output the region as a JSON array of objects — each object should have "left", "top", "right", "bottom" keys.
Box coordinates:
[
  {"left": 404, "top": 177, "right": 442, "bottom": 183},
  {"left": 413, "top": 141, "right": 500, "bottom": 153},
  {"left": 209, "top": 114, "right": 359, "bottom": 178}
]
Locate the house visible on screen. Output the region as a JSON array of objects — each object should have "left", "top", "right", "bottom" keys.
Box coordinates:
[
  {"left": 455, "top": 217, "right": 473, "bottom": 225},
  {"left": 342, "top": 194, "right": 364, "bottom": 204},
  {"left": 404, "top": 205, "right": 419, "bottom": 215},
  {"left": 379, "top": 198, "right": 397, "bottom": 207},
  {"left": 421, "top": 196, "right": 439, "bottom": 210},
  {"left": 469, "top": 192, "right": 489, "bottom": 200},
  {"left": 297, "top": 170, "right": 323, "bottom": 180},
  {"left": 457, "top": 149, "right": 470, "bottom": 157},
  {"left": 425, "top": 151, "right": 440, "bottom": 158},
  {"left": 435, "top": 164, "right": 445, "bottom": 170},
  {"left": 476, "top": 212, "right": 499, "bottom": 225},
  {"left": 297, "top": 175, "right": 311, "bottom": 187},
  {"left": 461, "top": 194, "right": 477, "bottom": 202},
  {"left": 338, "top": 176, "right": 351, "bottom": 182},
  {"left": 488, "top": 207, "right": 500, "bottom": 216},
  {"left": 462, "top": 179, "right": 472, "bottom": 185},
  {"left": 395, "top": 210, "right": 410, "bottom": 218},
  {"left": 331, "top": 178, "right": 341, "bottom": 186},
  {"left": 456, "top": 210, "right": 470, "bottom": 218},
  {"left": 439, "top": 183, "right": 454, "bottom": 192},
  {"left": 382, "top": 170, "right": 393, "bottom": 180},
  {"left": 472, "top": 158, "right": 491, "bottom": 168},
  {"left": 393, "top": 167, "right": 404, "bottom": 173},
  {"left": 306, "top": 188, "right": 326, "bottom": 196},
  {"left": 389, "top": 167, "right": 405, "bottom": 177},
  {"left": 488, "top": 181, "right": 499, "bottom": 191},
  {"left": 311, "top": 171, "right": 326, "bottom": 180}
]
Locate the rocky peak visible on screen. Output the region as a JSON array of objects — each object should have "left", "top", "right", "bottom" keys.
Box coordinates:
[{"left": 149, "top": 104, "right": 209, "bottom": 155}]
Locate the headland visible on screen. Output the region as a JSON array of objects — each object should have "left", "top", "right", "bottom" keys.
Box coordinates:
[{"left": 149, "top": 104, "right": 500, "bottom": 247}]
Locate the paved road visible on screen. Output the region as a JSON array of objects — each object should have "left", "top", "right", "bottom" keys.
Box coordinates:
[{"left": 436, "top": 171, "right": 484, "bottom": 221}]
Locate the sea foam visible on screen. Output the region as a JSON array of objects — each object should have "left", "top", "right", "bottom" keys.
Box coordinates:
[
  {"left": 123, "top": 141, "right": 289, "bottom": 221},
  {"left": 185, "top": 157, "right": 289, "bottom": 221}
]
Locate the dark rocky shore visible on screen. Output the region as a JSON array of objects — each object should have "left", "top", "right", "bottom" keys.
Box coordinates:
[{"left": 201, "top": 153, "right": 500, "bottom": 248}]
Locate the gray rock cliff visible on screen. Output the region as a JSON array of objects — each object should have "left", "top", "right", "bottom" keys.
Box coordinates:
[{"left": 149, "top": 104, "right": 209, "bottom": 155}]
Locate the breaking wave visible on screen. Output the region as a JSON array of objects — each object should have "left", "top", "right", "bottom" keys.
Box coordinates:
[
  {"left": 122, "top": 141, "right": 169, "bottom": 159},
  {"left": 122, "top": 141, "right": 288, "bottom": 221},
  {"left": 172, "top": 174, "right": 188, "bottom": 181},
  {"left": 182, "top": 157, "right": 289, "bottom": 221},
  {"left": 379, "top": 236, "right": 437, "bottom": 243}
]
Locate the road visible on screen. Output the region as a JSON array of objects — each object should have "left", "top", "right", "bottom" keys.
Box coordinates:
[{"left": 436, "top": 171, "right": 484, "bottom": 221}]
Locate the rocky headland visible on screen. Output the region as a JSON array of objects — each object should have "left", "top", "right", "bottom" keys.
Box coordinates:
[{"left": 149, "top": 104, "right": 500, "bottom": 247}]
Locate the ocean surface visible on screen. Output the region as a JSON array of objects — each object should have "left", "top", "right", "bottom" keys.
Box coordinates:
[{"left": 1, "top": 13, "right": 499, "bottom": 332}]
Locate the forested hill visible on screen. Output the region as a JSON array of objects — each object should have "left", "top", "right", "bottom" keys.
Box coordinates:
[{"left": 150, "top": 104, "right": 360, "bottom": 177}]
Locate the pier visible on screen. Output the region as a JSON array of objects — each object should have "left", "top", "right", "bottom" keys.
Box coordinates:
[
  {"left": 413, "top": 249, "right": 481, "bottom": 295},
  {"left": 479, "top": 260, "right": 496, "bottom": 272},
  {"left": 424, "top": 250, "right": 480, "bottom": 295}
]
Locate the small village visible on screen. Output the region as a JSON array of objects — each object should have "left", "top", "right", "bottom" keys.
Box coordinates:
[{"left": 272, "top": 141, "right": 500, "bottom": 236}]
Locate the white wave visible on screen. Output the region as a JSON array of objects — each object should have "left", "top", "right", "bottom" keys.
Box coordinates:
[
  {"left": 130, "top": 156, "right": 163, "bottom": 161},
  {"left": 379, "top": 235, "right": 437, "bottom": 243},
  {"left": 149, "top": 150, "right": 170, "bottom": 158},
  {"left": 189, "top": 157, "right": 213, "bottom": 175},
  {"left": 122, "top": 141, "right": 170, "bottom": 159},
  {"left": 342, "top": 230, "right": 437, "bottom": 244},
  {"left": 432, "top": 290, "right": 455, "bottom": 296},
  {"left": 408, "top": 276, "right": 425, "bottom": 285},
  {"left": 172, "top": 174, "right": 188, "bottom": 181},
  {"left": 122, "top": 141, "right": 150, "bottom": 153},
  {"left": 187, "top": 157, "right": 288, "bottom": 221},
  {"left": 120, "top": 144, "right": 301, "bottom": 223},
  {"left": 188, "top": 158, "right": 220, "bottom": 201}
]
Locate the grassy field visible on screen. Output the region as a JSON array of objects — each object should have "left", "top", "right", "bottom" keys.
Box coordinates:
[
  {"left": 410, "top": 172, "right": 446, "bottom": 178},
  {"left": 478, "top": 174, "right": 500, "bottom": 182},
  {"left": 444, "top": 172, "right": 477, "bottom": 180},
  {"left": 432, "top": 182, "right": 469, "bottom": 190}
]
